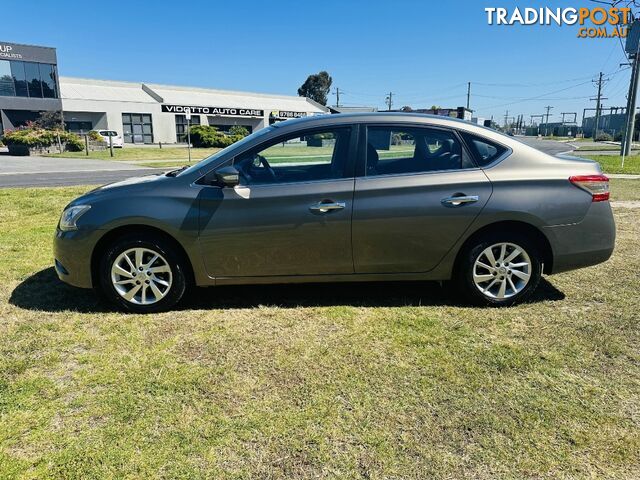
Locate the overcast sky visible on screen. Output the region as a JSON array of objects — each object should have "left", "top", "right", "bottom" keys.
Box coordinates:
[{"left": 3, "top": 0, "right": 633, "bottom": 124}]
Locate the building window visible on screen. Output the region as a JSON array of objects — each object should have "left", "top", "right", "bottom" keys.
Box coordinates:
[
  {"left": 175, "top": 114, "right": 200, "bottom": 143},
  {"left": 65, "top": 121, "right": 93, "bottom": 134},
  {"left": 24, "top": 62, "right": 43, "bottom": 98},
  {"left": 0, "top": 60, "right": 14, "bottom": 96},
  {"left": 11, "top": 61, "right": 28, "bottom": 97},
  {"left": 122, "top": 113, "right": 154, "bottom": 144},
  {"left": 0, "top": 60, "right": 58, "bottom": 99},
  {"left": 39, "top": 64, "right": 58, "bottom": 98}
]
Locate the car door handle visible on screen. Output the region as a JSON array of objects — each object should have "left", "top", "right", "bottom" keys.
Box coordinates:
[
  {"left": 309, "top": 201, "right": 346, "bottom": 213},
  {"left": 441, "top": 195, "right": 479, "bottom": 207}
]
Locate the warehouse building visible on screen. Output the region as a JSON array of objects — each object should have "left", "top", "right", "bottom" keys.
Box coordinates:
[{"left": 0, "top": 41, "right": 329, "bottom": 143}]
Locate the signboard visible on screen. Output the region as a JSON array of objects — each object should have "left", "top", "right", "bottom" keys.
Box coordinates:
[
  {"left": 271, "top": 110, "right": 307, "bottom": 119},
  {"left": 161, "top": 104, "right": 264, "bottom": 117},
  {"left": 0, "top": 41, "right": 57, "bottom": 63}
]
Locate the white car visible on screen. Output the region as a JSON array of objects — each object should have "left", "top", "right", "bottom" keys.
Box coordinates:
[{"left": 97, "top": 130, "right": 124, "bottom": 148}]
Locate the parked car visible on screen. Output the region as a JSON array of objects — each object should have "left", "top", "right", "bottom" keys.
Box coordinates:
[
  {"left": 54, "top": 113, "right": 615, "bottom": 312},
  {"left": 97, "top": 130, "right": 124, "bottom": 148}
]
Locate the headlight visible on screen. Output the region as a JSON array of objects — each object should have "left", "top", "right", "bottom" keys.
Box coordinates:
[{"left": 59, "top": 205, "right": 91, "bottom": 231}]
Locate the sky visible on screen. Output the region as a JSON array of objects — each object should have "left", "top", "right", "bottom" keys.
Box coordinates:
[{"left": 2, "top": 0, "right": 634, "bottom": 124}]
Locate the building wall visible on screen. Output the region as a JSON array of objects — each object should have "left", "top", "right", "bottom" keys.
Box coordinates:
[
  {"left": 59, "top": 76, "right": 329, "bottom": 144},
  {"left": 63, "top": 98, "right": 162, "bottom": 141}
]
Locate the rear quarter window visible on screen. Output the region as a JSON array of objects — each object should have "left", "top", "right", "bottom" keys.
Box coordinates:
[{"left": 460, "top": 132, "right": 508, "bottom": 167}]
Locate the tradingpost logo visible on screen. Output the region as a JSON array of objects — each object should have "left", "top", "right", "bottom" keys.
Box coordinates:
[{"left": 485, "top": 6, "right": 633, "bottom": 38}]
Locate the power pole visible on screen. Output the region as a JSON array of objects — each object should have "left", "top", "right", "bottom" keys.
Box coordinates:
[
  {"left": 591, "top": 72, "right": 608, "bottom": 140},
  {"left": 466, "top": 82, "right": 471, "bottom": 110},
  {"left": 334, "top": 87, "right": 341, "bottom": 108},
  {"left": 543, "top": 106, "right": 554, "bottom": 136},
  {"left": 504, "top": 110, "right": 509, "bottom": 128},
  {"left": 622, "top": 44, "right": 640, "bottom": 155},
  {"left": 385, "top": 92, "right": 393, "bottom": 111}
]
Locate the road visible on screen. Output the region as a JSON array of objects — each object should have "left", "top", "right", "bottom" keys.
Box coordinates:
[
  {"left": 0, "top": 154, "right": 165, "bottom": 188},
  {"left": 0, "top": 138, "right": 577, "bottom": 188},
  {"left": 516, "top": 137, "right": 575, "bottom": 156}
]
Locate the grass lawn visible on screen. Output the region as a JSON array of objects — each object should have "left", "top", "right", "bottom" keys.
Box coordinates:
[
  {"left": 43, "top": 147, "right": 223, "bottom": 162},
  {"left": 610, "top": 178, "right": 640, "bottom": 201},
  {"left": 574, "top": 145, "right": 640, "bottom": 152},
  {"left": 584, "top": 155, "right": 640, "bottom": 175},
  {"left": 1, "top": 187, "right": 639, "bottom": 478}
]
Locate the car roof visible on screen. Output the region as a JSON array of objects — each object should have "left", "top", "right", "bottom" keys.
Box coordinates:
[{"left": 273, "top": 112, "right": 515, "bottom": 145}]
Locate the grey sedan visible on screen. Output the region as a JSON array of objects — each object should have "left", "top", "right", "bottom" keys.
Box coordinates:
[{"left": 54, "top": 113, "right": 615, "bottom": 312}]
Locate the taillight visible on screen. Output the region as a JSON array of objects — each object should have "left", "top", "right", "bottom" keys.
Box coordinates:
[{"left": 569, "top": 174, "right": 610, "bottom": 202}]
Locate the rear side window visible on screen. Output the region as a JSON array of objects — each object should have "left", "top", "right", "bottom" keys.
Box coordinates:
[
  {"left": 460, "top": 132, "right": 507, "bottom": 167},
  {"left": 365, "top": 126, "right": 474, "bottom": 176}
]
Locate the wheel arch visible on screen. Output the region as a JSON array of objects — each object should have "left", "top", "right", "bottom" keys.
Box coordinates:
[
  {"left": 454, "top": 220, "right": 554, "bottom": 275},
  {"left": 90, "top": 224, "right": 196, "bottom": 288}
]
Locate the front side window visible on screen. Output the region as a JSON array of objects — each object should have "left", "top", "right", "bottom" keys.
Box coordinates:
[
  {"left": 233, "top": 127, "right": 352, "bottom": 185},
  {"left": 365, "top": 126, "right": 474, "bottom": 176}
]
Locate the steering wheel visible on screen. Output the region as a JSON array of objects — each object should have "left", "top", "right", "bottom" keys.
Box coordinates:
[{"left": 254, "top": 154, "right": 277, "bottom": 181}]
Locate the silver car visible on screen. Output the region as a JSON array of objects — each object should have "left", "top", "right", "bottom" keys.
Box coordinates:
[{"left": 54, "top": 113, "right": 615, "bottom": 312}]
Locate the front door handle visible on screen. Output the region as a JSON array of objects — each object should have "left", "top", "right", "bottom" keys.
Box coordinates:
[
  {"left": 441, "top": 195, "right": 479, "bottom": 207},
  {"left": 309, "top": 201, "right": 346, "bottom": 213}
]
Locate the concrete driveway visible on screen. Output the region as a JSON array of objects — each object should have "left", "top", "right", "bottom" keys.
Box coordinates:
[{"left": 0, "top": 154, "right": 164, "bottom": 188}]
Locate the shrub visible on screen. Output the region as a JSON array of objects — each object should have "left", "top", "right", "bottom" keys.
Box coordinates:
[
  {"left": 60, "top": 131, "right": 85, "bottom": 151},
  {"left": 88, "top": 130, "right": 104, "bottom": 142},
  {"left": 595, "top": 132, "right": 613, "bottom": 142},
  {"left": 1, "top": 127, "right": 85, "bottom": 153},
  {"left": 189, "top": 125, "right": 243, "bottom": 148},
  {"left": 229, "top": 125, "right": 249, "bottom": 137}
]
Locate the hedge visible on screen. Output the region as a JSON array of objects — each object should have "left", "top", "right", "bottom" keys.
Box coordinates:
[
  {"left": 1, "top": 128, "right": 84, "bottom": 153},
  {"left": 188, "top": 125, "right": 244, "bottom": 148}
]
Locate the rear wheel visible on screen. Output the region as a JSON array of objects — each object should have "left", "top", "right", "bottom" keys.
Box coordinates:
[
  {"left": 455, "top": 232, "right": 542, "bottom": 306},
  {"left": 98, "top": 234, "right": 187, "bottom": 313}
]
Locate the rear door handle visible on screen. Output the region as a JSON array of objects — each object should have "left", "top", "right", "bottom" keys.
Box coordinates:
[
  {"left": 441, "top": 195, "right": 479, "bottom": 207},
  {"left": 309, "top": 201, "right": 346, "bottom": 213}
]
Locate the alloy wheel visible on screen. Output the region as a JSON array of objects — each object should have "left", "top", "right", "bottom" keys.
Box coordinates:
[
  {"left": 472, "top": 242, "right": 532, "bottom": 299},
  {"left": 110, "top": 247, "right": 173, "bottom": 305}
]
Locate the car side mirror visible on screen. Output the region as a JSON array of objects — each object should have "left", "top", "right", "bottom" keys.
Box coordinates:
[{"left": 214, "top": 165, "right": 240, "bottom": 187}]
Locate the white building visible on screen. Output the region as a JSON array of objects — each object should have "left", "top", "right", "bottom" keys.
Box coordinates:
[{"left": 60, "top": 77, "right": 329, "bottom": 144}]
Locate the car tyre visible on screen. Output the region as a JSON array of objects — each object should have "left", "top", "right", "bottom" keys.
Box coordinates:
[
  {"left": 98, "top": 233, "right": 187, "bottom": 313},
  {"left": 455, "top": 232, "right": 542, "bottom": 307}
]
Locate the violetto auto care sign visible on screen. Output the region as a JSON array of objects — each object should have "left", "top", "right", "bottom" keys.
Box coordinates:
[{"left": 161, "top": 104, "right": 264, "bottom": 117}]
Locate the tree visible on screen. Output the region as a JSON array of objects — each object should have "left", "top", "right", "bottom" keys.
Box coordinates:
[
  {"left": 33, "top": 110, "right": 64, "bottom": 130},
  {"left": 297, "top": 71, "right": 332, "bottom": 106}
]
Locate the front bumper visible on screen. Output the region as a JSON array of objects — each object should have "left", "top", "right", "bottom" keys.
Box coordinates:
[
  {"left": 544, "top": 201, "right": 616, "bottom": 274},
  {"left": 53, "top": 228, "right": 101, "bottom": 288}
]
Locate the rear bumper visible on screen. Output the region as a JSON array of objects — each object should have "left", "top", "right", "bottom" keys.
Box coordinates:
[
  {"left": 544, "top": 201, "right": 616, "bottom": 274},
  {"left": 53, "top": 228, "right": 101, "bottom": 288}
]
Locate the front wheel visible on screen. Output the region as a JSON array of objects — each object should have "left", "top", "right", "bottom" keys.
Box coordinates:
[
  {"left": 455, "top": 233, "right": 542, "bottom": 307},
  {"left": 98, "top": 234, "right": 187, "bottom": 313}
]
